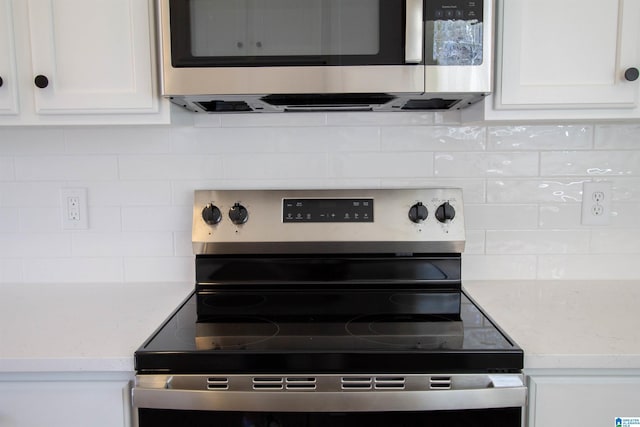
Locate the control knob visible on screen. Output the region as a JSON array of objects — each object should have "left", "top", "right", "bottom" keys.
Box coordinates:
[
  {"left": 435, "top": 201, "right": 456, "bottom": 223},
  {"left": 202, "top": 203, "right": 222, "bottom": 225},
  {"left": 408, "top": 202, "right": 428, "bottom": 223},
  {"left": 229, "top": 202, "right": 249, "bottom": 225}
]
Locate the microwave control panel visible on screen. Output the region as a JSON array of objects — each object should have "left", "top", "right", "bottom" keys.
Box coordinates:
[{"left": 426, "top": 0, "right": 483, "bottom": 22}]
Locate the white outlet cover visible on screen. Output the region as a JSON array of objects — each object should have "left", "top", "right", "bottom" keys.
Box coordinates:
[
  {"left": 60, "top": 188, "right": 88, "bottom": 230},
  {"left": 581, "top": 182, "right": 612, "bottom": 226}
]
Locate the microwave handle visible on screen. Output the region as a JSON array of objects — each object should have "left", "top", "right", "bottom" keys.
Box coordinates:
[{"left": 405, "top": 0, "right": 423, "bottom": 63}]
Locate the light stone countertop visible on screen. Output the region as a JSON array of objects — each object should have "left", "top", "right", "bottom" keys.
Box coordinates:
[
  {"left": 463, "top": 280, "right": 640, "bottom": 371},
  {"left": 0, "top": 282, "right": 194, "bottom": 373},
  {"left": 1, "top": 281, "right": 639, "bottom": 374}
]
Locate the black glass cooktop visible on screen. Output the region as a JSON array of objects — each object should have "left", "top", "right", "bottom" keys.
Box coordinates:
[{"left": 135, "top": 290, "right": 522, "bottom": 374}]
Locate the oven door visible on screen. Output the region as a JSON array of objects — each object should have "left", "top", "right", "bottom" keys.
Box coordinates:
[
  {"left": 133, "top": 373, "right": 526, "bottom": 427},
  {"left": 158, "top": 0, "right": 425, "bottom": 96}
]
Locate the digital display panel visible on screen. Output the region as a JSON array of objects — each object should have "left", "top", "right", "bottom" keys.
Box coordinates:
[{"left": 283, "top": 199, "right": 374, "bottom": 223}]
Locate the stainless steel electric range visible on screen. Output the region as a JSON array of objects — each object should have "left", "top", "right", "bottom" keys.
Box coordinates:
[{"left": 133, "top": 189, "right": 525, "bottom": 427}]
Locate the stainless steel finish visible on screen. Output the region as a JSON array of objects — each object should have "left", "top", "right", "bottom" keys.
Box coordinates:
[
  {"left": 424, "top": 0, "right": 495, "bottom": 95},
  {"left": 133, "top": 373, "right": 526, "bottom": 412},
  {"left": 157, "top": 0, "right": 493, "bottom": 112},
  {"left": 192, "top": 189, "right": 465, "bottom": 255},
  {"left": 405, "top": 0, "right": 423, "bottom": 64}
]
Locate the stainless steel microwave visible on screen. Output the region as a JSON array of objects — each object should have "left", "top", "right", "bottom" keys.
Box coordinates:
[{"left": 157, "top": 0, "right": 494, "bottom": 113}]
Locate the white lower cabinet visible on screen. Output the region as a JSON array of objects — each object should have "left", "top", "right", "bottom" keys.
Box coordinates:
[
  {"left": 0, "top": 374, "right": 132, "bottom": 427},
  {"left": 528, "top": 374, "right": 640, "bottom": 427}
]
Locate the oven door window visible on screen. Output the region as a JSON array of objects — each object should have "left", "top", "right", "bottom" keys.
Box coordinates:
[
  {"left": 169, "top": 0, "right": 408, "bottom": 66},
  {"left": 138, "top": 408, "right": 522, "bottom": 426}
]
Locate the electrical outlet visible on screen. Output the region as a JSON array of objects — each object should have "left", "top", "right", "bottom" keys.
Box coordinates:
[
  {"left": 60, "top": 188, "right": 88, "bottom": 230},
  {"left": 581, "top": 182, "right": 611, "bottom": 225}
]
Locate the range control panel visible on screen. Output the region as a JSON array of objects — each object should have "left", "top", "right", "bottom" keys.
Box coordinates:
[
  {"left": 283, "top": 199, "right": 374, "bottom": 223},
  {"left": 193, "top": 189, "right": 465, "bottom": 255}
]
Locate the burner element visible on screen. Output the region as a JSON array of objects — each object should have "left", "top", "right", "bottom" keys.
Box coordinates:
[
  {"left": 195, "top": 316, "right": 279, "bottom": 350},
  {"left": 346, "top": 313, "right": 464, "bottom": 348}
]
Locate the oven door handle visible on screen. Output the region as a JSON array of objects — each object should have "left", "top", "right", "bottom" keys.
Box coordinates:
[
  {"left": 133, "top": 385, "right": 526, "bottom": 413},
  {"left": 405, "top": 0, "right": 424, "bottom": 64}
]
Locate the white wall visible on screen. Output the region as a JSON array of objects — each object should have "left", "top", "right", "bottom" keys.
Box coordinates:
[{"left": 1, "top": 110, "right": 640, "bottom": 283}]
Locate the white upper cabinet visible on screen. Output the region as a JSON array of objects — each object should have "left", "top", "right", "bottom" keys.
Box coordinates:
[
  {"left": 0, "top": 0, "right": 168, "bottom": 125},
  {"left": 0, "top": 0, "right": 19, "bottom": 115},
  {"left": 482, "top": 0, "right": 640, "bottom": 120}
]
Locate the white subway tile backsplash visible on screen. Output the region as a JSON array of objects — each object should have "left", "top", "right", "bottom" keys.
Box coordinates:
[
  {"left": 435, "top": 152, "right": 539, "bottom": 177},
  {"left": 541, "top": 151, "right": 640, "bottom": 176},
  {"left": 487, "top": 179, "right": 584, "bottom": 204},
  {"left": 0, "top": 233, "right": 71, "bottom": 258},
  {"left": 170, "top": 127, "right": 278, "bottom": 153},
  {"left": 539, "top": 204, "right": 583, "bottom": 229},
  {"left": 329, "top": 152, "right": 433, "bottom": 178},
  {"left": 86, "top": 206, "right": 123, "bottom": 232},
  {"left": 464, "top": 230, "right": 486, "bottom": 254},
  {"left": 0, "top": 157, "right": 15, "bottom": 181},
  {"left": 123, "top": 256, "right": 194, "bottom": 282},
  {"left": 18, "top": 207, "right": 61, "bottom": 232},
  {"left": 595, "top": 124, "right": 640, "bottom": 149},
  {"left": 14, "top": 156, "right": 118, "bottom": 181},
  {"left": 609, "top": 203, "right": 640, "bottom": 228},
  {"left": 64, "top": 127, "right": 170, "bottom": 154},
  {"left": 219, "top": 112, "right": 326, "bottom": 128},
  {"left": 0, "top": 259, "right": 23, "bottom": 282},
  {"left": 488, "top": 125, "right": 593, "bottom": 151},
  {"left": 71, "top": 232, "right": 174, "bottom": 257},
  {"left": 486, "top": 230, "right": 590, "bottom": 254},
  {"left": 85, "top": 181, "right": 171, "bottom": 207},
  {"left": 22, "top": 258, "right": 124, "bottom": 283},
  {"left": 326, "top": 111, "right": 437, "bottom": 127},
  {"left": 462, "top": 255, "right": 537, "bottom": 280},
  {"left": 0, "top": 208, "right": 19, "bottom": 232},
  {"left": 1, "top": 120, "right": 640, "bottom": 282},
  {"left": 379, "top": 179, "right": 486, "bottom": 203},
  {"left": 381, "top": 126, "right": 486, "bottom": 152},
  {"left": 610, "top": 178, "right": 640, "bottom": 202},
  {"left": 225, "top": 153, "right": 328, "bottom": 179},
  {"left": 118, "top": 155, "right": 224, "bottom": 180},
  {"left": 276, "top": 127, "right": 380, "bottom": 152},
  {"left": 0, "top": 182, "right": 66, "bottom": 207},
  {"left": 537, "top": 254, "right": 640, "bottom": 280},
  {"left": 0, "top": 128, "right": 65, "bottom": 154},
  {"left": 464, "top": 204, "right": 539, "bottom": 229},
  {"left": 173, "top": 231, "right": 193, "bottom": 256},
  {"left": 121, "top": 206, "right": 191, "bottom": 232},
  {"left": 590, "top": 230, "right": 640, "bottom": 253}
]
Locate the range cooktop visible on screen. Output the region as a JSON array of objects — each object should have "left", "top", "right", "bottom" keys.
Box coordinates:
[{"left": 134, "top": 289, "right": 522, "bottom": 374}]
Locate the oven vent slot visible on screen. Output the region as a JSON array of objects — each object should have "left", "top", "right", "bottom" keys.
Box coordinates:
[
  {"left": 429, "top": 376, "right": 452, "bottom": 390},
  {"left": 286, "top": 377, "right": 317, "bottom": 390},
  {"left": 341, "top": 377, "right": 373, "bottom": 390},
  {"left": 207, "top": 377, "right": 229, "bottom": 390},
  {"left": 374, "top": 377, "right": 406, "bottom": 390},
  {"left": 253, "top": 377, "right": 284, "bottom": 390}
]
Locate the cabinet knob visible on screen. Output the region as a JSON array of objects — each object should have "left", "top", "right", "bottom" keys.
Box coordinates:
[
  {"left": 625, "top": 67, "right": 639, "bottom": 82},
  {"left": 34, "top": 75, "right": 49, "bottom": 89},
  {"left": 0, "top": 76, "right": 3, "bottom": 87}
]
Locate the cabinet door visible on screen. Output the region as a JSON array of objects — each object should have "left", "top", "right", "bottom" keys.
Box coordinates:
[
  {"left": 496, "top": 0, "right": 640, "bottom": 109},
  {"left": 0, "top": 0, "right": 19, "bottom": 115},
  {"left": 529, "top": 375, "right": 640, "bottom": 427},
  {"left": 26, "top": 0, "right": 157, "bottom": 114},
  {"left": 0, "top": 380, "right": 131, "bottom": 427}
]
